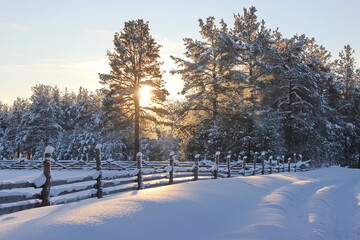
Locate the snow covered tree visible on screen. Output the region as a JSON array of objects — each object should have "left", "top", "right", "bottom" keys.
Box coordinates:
[
  {"left": 333, "top": 45, "right": 360, "bottom": 166},
  {"left": 172, "top": 17, "right": 236, "bottom": 118},
  {"left": 57, "top": 88, "right": 103, "bottom": 160},
  {"left": 229, "top": 7, "right": 282, "bottom": 157},
  {"left": 268, "top": 35, "right": 340, "bottom": 163},
  {"left": 231, "top": 6, "right": 279, "bottom": 107},
  {"left": 17, "top": 85, "right": 63, "bottom": 158},
  {"left": 172, "top": 8, "right": 280, "bottom": 158},
  {"left": 0, "top": 102, "right": 12, "bottom": 159},
  {"left": 6, "top": 98, "right": 29, "bottom": 158},
  {"left": 99, "top": 19, "right": 169, "bottom": 160},
  {"left": 171, "top": 17, "right": 241, "bottom": 158},
  {"left": 334, "top": 45, "right": 357, "bottom": 99}
]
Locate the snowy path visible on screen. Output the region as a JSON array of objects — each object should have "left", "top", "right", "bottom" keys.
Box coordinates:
[
  {"left": 0, "top": 167, "right": 359, "bottom": 240},
  {"left": 237, "top": 170, "right": 360, "bottom": 240}
]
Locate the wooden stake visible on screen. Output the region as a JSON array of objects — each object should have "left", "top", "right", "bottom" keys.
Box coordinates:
[
  {"left": 169, "top": 152, "right": 175, "bottom": 184},
  {"left": 242, "top": 156, "right": 247, "bottom": 176},
  {"left": 136, "top": 152, "right": 142, "bottom": 190},
  {"left": 288, "top": 157, "right": 291, "bottom": 172},
  {"left": 214, "top": 152, "right": 220, "bottom": 179},
  {"left": 261, "top": 152, "right": 265, "bottom": 175},
  {"left": 41, "top": 146, "right": 54, "bottom": 207},
  {"left": 95, "top": 144, "right": 103, "bottom": 198},
  {"left": 226, "top": 155, "right": 231, "bottom": 178},
  {"left": 253, "top": 152, "right": 258, "bottom": 176},
  {"left": 194, "top": 154, "right": 199, "bottom": 181},
  {"left": 282, "top": 156, "right": 285, "bottom": 172}
]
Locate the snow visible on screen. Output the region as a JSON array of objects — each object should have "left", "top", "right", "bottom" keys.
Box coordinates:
[
  {"left": 0, "top": 167, "right": 359, "bottom": 240},
  {"left": 33, "top": 174, "right": 46, "bottom": 188},
  {"left": 165, "top": 165, "right": 173, "bottom": 173},
  {"left": 44, "top": 146, "right": 55, "bottom": 154}
]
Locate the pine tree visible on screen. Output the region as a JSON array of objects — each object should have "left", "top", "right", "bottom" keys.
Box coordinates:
[
  {"left": 269, "top": 35, "right": 338, "bottom": 163},
  {"left": 334, "top": 45, "right": 360, "bottom": 166},
  {"left": 230, "top": 7, "right": 282, "bottom": 157},
  {"left": 232, "top": 6, "right": 279, "bottom": 106},
  {"left": 7, "top": 98, "right": 29, "bottom": 158},
  {"left": 99, "top": 19, "right": 168, "bottom": 160},
  {"left": 171, "top": 17, "right": 236, "bottom": 118},
  {"left": 171, "top": 17, "right": 239, "bottom": 157},
  {"left": 171, "top": 8, "right": 280, "bottom": 158},
  {"left": 17, "top": 85, "right": 63, "bottom": 158},
  {"left": 0, "top": 102, "right": 12, "bottom": 159},
  {"left": 335, "top": 45, "right": 357, "bottom": 99}
]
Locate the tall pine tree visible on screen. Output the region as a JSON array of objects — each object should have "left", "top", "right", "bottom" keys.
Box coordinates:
[
  {"left": 99, "top": 19, "right": 168, "bottom": 160},
  {"left": 334, "top": 45, "right": 360, "bottom": 166}
]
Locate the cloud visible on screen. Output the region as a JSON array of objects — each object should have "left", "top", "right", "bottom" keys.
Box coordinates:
[{"left": 0, "top": 23, "right": 28, "bottom": 31}]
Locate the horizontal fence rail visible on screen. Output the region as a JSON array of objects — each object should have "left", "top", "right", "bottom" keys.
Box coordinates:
[{"left": 0, "top": 147, "right": 311, "bottom": 215}]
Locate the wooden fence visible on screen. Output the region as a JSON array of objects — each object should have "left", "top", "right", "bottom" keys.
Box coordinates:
[{"left": 0, "top": 147, "right": 310, "bottom": 215}]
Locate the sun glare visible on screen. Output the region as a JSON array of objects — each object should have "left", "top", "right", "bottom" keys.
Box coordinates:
[{"left": 139, "top": 86, "right": 153, "bottom": 107}]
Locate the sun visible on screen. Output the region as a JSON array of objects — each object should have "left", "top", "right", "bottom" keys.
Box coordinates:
[{"left": 139, "top": 86, "right": 153, "bottom": 107}]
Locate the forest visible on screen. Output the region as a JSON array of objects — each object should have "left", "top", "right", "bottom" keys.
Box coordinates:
[{"left": 0, "top": 7, "right": 359, "bottom": 167}]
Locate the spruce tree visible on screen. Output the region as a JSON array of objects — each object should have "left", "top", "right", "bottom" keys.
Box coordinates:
[{"left": 99, "top": 19, "right": 168, "bottom": 160}]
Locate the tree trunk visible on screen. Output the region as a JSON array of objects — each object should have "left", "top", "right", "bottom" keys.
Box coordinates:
[
  {"left": 134, "top": 82, "right": 140, "bottom": 161},
  {"left": 285, "top": 78, "right": 293, "bottom": 158}
]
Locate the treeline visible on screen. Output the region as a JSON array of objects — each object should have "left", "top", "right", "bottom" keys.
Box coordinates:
[
  {"left": 171, "top": 7, "right": 360, "bottom": 167},
  {"left": 0, "top": 85, "right": 175, "bottom": 161},
  {"left": 0, "top": 7, "right": 360, "bottom": 166}
]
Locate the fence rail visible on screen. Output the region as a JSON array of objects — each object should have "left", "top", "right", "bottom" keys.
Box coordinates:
[{"left": 0, "top": 147, "right": 311, "bottom": 215}]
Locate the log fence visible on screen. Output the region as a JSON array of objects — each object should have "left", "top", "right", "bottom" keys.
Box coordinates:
[{"left": 0, "top": 146, "right": 311, "bottom": 215}]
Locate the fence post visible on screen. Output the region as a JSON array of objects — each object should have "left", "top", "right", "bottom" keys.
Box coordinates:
[
  {"left": 41, "top": 146, "right": 54, "bottom": 207},
  {"left": 293, "top": 153, "right": 297, "bottom": 172},
  {"left": 269, "top": 156, "right": 273, "bottom": 174},
  {"left": 261, "top": 152, "right": 265, "bottom": 175},
  {"left": 226, "top": 154, "right": 231, "bottom": 178},
  {"left": 194, "top": 154, "right": 199, "bottom": 181},
  {"left": 95, "top": 144, "right": 103, "bottom": 198},
  {"left": 282, "top": 156, "right": 285, "bottom": 172},
  {"left": 169, "top": 151, "right": 175, "bottom": 184},
  {"left": 242, "top": 156, "right": 247, "bottom": 176},
  {"left": 214, "top": 152, "right": 220, "bottom": 179},
  {"left": 253, "top": 152, "right": 258, "bottom": 176},
  {"left": 136, "top": 152, "right": 143, "bottom": 190},
  {"left": 288, "top": 157, "right": 291, "bottom": 172}
]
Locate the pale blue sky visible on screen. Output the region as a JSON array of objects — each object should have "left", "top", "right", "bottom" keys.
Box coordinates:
[{"left": 0, "top": 0, "right": 359, "bottom": 104}]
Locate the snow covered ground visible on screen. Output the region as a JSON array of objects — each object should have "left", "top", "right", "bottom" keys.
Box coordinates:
[{"left": 0, "top": 166, "right": 359, "bottom": 240}]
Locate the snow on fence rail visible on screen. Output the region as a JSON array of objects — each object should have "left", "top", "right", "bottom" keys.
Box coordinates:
[{"left": 0, "top": 146, "right": 311, "bottom": 215}]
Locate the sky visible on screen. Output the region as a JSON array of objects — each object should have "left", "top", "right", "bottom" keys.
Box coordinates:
[{"left": 0, "top": 0, "right": 359, "bottom": 105}]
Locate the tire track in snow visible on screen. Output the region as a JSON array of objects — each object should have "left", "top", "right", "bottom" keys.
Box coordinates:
[
  {"left": 306, "top": 185, "right": 337, "bottom": 240},
  {"left": 238, "top": 170, "right": 360, "bottom": 240},
  {"left": 306, "top": 174, "right": 360, "bottom": 240},
  {"left": 238, "top": 177, "right": 322, "bottom": 240}
]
